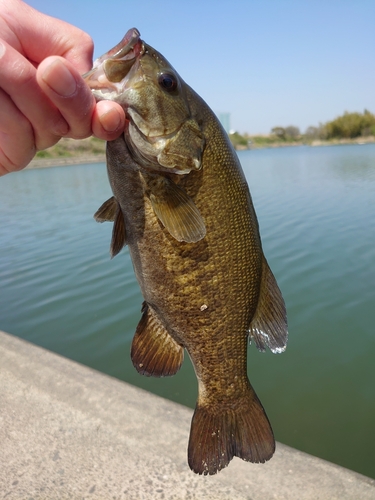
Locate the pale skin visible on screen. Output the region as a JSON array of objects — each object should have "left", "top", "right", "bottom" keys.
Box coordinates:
[{"left": 0, "top": 0, "right": 126, "bottom": 176}]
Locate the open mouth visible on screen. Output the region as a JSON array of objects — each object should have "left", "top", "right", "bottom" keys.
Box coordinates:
[{"left": 83, "top": 28, "right": 144, "bottom": 95}]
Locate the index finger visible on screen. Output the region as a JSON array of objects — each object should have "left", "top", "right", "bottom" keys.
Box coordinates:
[
  {"left": 37, "top": 57, "right": 126, "bottom": 142},
  {"left": 37, "top": 56, "right": 96, "bottom": 140}
]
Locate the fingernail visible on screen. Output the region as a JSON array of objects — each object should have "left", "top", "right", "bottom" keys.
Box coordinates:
[
  {"left": 42, "top": 59, "right": 77, "bottom": 97},
  {"left": 99, "top": 107, "right": 122, "bottom": 133},
  {"left": 0, "top": 41, "right": 5, "bottom": 58}
]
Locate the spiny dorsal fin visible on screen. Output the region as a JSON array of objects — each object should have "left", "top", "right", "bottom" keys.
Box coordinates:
[
  {"left": 143, "top": 173, "right": 206, "bottom": 243},
  {"left": 110, "top": 207, "right": 126, "bottom": 258},
  {"left": 249, "top": 256, "right": 288, "bottom": 353},
  {"left": 94, "top": 196, "right": 118, "bottom": 222},
  {"left": 131, "top": 302, "right": 184, "bottom": 377}
]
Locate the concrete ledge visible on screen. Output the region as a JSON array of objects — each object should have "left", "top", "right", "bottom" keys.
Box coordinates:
[{"left": 1, "top": 330, "right": 374, "bottom": 500}]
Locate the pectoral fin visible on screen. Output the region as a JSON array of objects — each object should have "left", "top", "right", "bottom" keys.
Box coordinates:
[
  {"left": 249, "top": 256, "right": 288, "bottom": 353},
  {"left": 131, "top": 302, "right": 184, "bottom": 377},
  {"left": 110, "top": 208, "right": 126, "bottom": 258},
  {"left": 94, "top": 197, "right": 126, "bottom": 258},
  {"left": 94, "top": 196, "right": 118, "bottom": 222},
  {"left": 143, "top": 173, "right": 206, "bottom": 243}
]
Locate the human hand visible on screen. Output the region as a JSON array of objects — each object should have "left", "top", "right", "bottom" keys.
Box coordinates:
[{"left": 0, "top": 0, "right": 125, "bottom": 175}]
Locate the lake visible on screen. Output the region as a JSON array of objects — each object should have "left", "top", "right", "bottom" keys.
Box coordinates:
[{"left": 1, "top": 143, "right": 374, "bottom": 479}]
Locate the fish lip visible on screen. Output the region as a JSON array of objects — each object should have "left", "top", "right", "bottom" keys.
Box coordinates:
[
  {"left": 98, "top": 27, "right": 141, "bottom": 62},
  {"left": 83, "top": 28, "right": 144, "bottom": 96}
]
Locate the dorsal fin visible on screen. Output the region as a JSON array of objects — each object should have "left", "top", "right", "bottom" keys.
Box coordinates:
[
  {"left": 249, "top": 256, "right": 288, "bottom": 353},
  {"left": 131, "top": 302, "right": 184, "bottom": 377},
  {"left": 142, "top": 173, "right": 206, "bottom": 243},
  {"left": 94, "top": 196, "right": 118, "bottom": 222}
]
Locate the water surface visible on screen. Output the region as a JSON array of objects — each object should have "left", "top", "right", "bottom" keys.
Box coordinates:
[{"left": 1, "top": 144, "right": 374, "bottom": 478}]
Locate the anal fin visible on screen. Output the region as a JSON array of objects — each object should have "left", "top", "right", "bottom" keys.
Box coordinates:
[
  {"left": 249, "top": 256, "right": 288, "bottom": 353},
  {"left": 131, "top": 302, "right": 184, "bottom": 377}
]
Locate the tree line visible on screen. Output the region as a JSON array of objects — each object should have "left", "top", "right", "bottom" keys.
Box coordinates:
[{"left": 271, "top": 109, "right": 375, "bottom": 141}]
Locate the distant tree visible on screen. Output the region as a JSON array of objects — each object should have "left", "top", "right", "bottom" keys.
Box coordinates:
[
  {"left": 305, "top": 126, "right": 319, "bottom": 139},
  {"left": 305, "top": 125, "right": 327, "bottom": 140},
  {"left": 285, "top": 126, "right": 300, "bottom": 139},
  {"left": 271, "top": 127, "right": 286, "bottom": 139},
  {"left": 229, "top": 131, "right": 248, "bottom": 148},
  {"left": 324, "top": 110, "right": 375, "bottom": 139}
]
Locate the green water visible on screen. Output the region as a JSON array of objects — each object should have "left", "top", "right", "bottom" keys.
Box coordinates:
[{"left": 1, "top": 144, "right": 374, "bottom": 478}]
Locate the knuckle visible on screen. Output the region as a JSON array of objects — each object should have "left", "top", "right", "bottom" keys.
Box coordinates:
[
  {"left": 12, "top": 61, "right": 36, "bottom": 90},
  {"left": 46, "top": 114, "right": 69, "bottom": 139},
  {"left": 0, "top": 145, "right": 36, "bottom": 174},
  {"left": 6, "top": 112, "right": 33, "bottom": 137},
  {"left": 80, "top": 33, "right": 94, "bottom": 55},
  {"left": 66, "top": 130, "right": 91, "bottom": 141},
  {"left": 35, "top": 135, "right": 59, "bottom": 151}
]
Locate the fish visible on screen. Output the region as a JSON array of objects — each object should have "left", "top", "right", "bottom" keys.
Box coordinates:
[{"left": 84, "top": 28, "right": 288, "bottom": 475}]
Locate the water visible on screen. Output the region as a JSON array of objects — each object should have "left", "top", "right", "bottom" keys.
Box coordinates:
[{"left": 1, "top": 144, "right": 374, "bottom": 479}]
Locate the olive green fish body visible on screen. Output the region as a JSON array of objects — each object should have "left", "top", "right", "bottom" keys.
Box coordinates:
[{"left": 87, "top": 29, "right": 287, "bottom": 475}]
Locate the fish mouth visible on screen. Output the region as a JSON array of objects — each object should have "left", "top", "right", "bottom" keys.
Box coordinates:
[{"left": 83, "top": 28, "right": 144, "bottom": 98}]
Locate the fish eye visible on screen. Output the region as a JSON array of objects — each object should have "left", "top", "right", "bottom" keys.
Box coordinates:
[{"left": 158, "top": 73, "right": 178, "bottom": 92}]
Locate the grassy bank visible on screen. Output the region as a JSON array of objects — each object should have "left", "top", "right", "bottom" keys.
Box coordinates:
[
  {"left": 34, "top": 137, "right": 106, "bottom": 159},
  {"left": 27, "top": 137, "right": 106, "bottom": 169}
]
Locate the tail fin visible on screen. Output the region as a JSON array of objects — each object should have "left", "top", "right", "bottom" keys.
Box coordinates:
[{"left": 187, "top": 389, "right": 275, "bottom": 475}]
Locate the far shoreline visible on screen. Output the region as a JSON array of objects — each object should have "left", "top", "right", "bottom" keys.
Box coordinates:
[
  {"left": 25, "top": 136, "right": 375, "bottom": 170},
  {"left": 26, "top": 154, "right": 106, "bottom": 170},
  {"left": 237, "top": 135, "right": 375, "bottom": 150}
]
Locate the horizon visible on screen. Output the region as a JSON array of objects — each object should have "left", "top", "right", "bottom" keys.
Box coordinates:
[{"left": 27, "top": 0, "right": 375, "bottom": 135}]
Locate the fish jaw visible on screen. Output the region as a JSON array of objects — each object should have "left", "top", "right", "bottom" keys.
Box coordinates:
[{"left": 83, "top": 28, "right": 144, "bottom": 100}]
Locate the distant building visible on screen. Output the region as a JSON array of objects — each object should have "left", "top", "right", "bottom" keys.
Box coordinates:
[{"left": 217, "top": 112, "right": 231, "bottom": 134}]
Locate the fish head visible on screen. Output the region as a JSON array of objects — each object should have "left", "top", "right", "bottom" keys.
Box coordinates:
[{"left": 84, "top": 28, "right": 205, "bottom": 174}]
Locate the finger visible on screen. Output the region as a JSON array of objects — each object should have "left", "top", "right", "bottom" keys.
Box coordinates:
[
  {"left": 1, "top": 1, "right": 94, "bottom": 73},
  {"left": 37, "top": 56, "right": 96, "bottom": 140},
  {"left": 0, "top": 88, "right": 35, "bottom": 175},
  {"left": 91, "top": 100, "right": 126, "bottom": 141},
  {"left": 0, "top": 39, "right": 69, "bottom": 150}
]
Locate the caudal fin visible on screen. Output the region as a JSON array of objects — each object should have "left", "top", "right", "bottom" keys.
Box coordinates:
[{"left": 187, "top": 389, "right": 275, "bottom": 475}]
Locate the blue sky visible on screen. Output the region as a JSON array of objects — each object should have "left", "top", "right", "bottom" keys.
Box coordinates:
[{"left": 28, "top": 0, "right": 375, "bottom": 135}]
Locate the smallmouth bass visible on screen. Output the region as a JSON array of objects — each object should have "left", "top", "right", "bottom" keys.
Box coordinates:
[{"left": 84, "top": 28, "right": 288, "bottom": 475}]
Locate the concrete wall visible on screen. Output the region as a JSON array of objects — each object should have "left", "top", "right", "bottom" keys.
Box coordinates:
[{"left": 1, "top": 330, "right": 374, "bottom": 500}]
